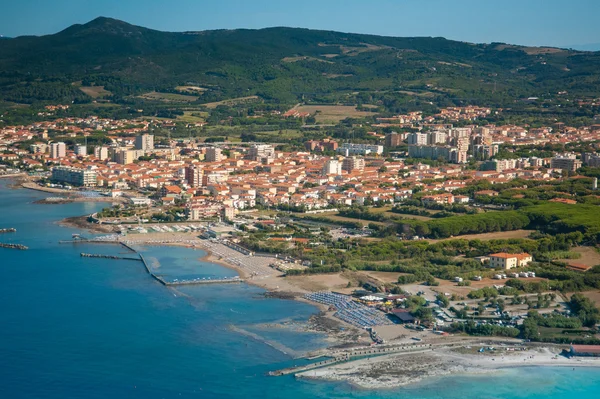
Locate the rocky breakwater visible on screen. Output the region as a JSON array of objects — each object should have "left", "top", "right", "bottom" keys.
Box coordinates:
[{"left": 0, "top": 243, "right": 28, "bottom": 250}]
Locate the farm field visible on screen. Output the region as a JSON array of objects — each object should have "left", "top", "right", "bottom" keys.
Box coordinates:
[
  {"left": 78, "top": 85, "right": 112, "bottom": 98},
  {"left": 175, "top": 85, "right": 207, "bottom": 93},
  {"left": 176, "top": 110, "right": 209, "bottom": 123},
  {"left": 295, "top": 105, "right": 374, "bottom": 123},
  {"left": 572, "top": 247, "right": 600, "bottom": 267},
  {"left": 254, "top": 129, "right": 304, "bottom": 140},
  {"left": 138, "top": 91, "right": 198, "bottom": 102},
  {"left": 200, "top": 95, "right": 260, "bottom": 109}
]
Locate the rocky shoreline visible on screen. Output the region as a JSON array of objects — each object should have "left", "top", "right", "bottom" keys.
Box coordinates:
[{"left": 58, "top": 216, "right": 117, "bottom": 234}]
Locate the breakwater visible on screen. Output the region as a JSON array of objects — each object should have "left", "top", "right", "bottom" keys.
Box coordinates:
[
  {"left": 63, "top": 237, "right": 245, "bottom": 286},
  {"left": 80, "top": 253, "right": 141, "bottom": 261},
  {"left": 138, "top": 253, "right": 243, "bottom": 286},
  {"left": 59, "top": 239, "right": 118, "bottom": 244},
  {"left": 0, "top": 228, "right": 16, "bottom": 234},
  {"left": 0, "top": 243, "right": 28, "bottom": 250}
]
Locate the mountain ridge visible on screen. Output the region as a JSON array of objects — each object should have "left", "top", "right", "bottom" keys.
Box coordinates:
[{"left": 1, "top": 17, "right": 599, "bottom": 105}]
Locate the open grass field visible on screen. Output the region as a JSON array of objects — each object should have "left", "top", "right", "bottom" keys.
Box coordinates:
[
  {"left": 426, "top": 229, "right": 535, "bottom": 243},
  {"left": 580, "top": 290, "right": 600, "bottom": 307},
  {"left": 307, "top": 212, "right": 387, "bottom": 227},
  {"left": 254, "top": 129, "right": 303, "bottom": 140},
  {"left": 572, "top": 247, "right": 600, "bottom": 267},
  {"left": 138, "top": 91, "right": 199, "bottom": 102},
  {"left": 282, "top": 56, "right": 333, "bottom": 64},
  {"left": 370, "top": 205, "right": 434, "bottom": 221},
  {"left": 175, "top": 85, "right": 207, "bottom": 93},
  {"left": 295, "top": 105, "right": 374, "bottom": 123},
  {"left": 175, "top": 110, "right": 209, "bottom": 123},
  {"left": 385, "top": 212, "right": 433, "bottom": 221},
  {"left": 200, "top": 95, "right": 260, "bottom": 109},
  {"left": 285, "top": 273, "right": 352, "bottom": 293},
  {"left": 78, "top": 85, "right": 112, "bottom": 98}
]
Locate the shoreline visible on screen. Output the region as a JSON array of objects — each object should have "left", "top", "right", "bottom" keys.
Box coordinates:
[
  {"left": 296, "top": 346, "right": 600, "bottom": 389},
  {"left": 51, "top": 208, "right": 600, "bottom": 389}
]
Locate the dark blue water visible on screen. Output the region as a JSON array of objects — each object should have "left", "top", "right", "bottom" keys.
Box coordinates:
[{"left": 1, "top": 179, "right": 599, "bottom": 398}]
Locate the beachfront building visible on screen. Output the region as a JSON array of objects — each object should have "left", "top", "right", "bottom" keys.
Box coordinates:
[
  {"left": 488, "top": 253, "right": 533, "bottom": 270},
  {"left": 51, "top": 166, "right": 97, "bottom": 187}
]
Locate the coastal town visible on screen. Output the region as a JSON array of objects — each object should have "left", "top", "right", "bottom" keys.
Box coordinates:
[
  {"left": 2, "top": 6, "right": 600, "bottom": 396},
  {"left": 1, "top": 100, "right": 600, "bottom": 387}
]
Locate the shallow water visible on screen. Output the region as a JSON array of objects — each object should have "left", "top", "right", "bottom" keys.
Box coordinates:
[{"left": 1, "top": 180, "right": 598, "bottom": 398}]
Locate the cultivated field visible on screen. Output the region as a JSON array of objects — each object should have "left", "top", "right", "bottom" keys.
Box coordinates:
[
  {"left": 573, "top": 247, "right": 600, "bottom": 267},
  {"left": 282, "top": 56, "right": 333, "bottom": 64},
  {"left": 138, "top": 91, "right": 199, "bottom": 102},
  {"left": 295, "top": 105, "right": 373, "bottom": 123},
  {"left": 78, "top": 85, "right": 112, "bottom": 98},
  {"left": 176, "top": 110, "right": 209, "bottom": 123},
  {"left": 175, "top": 85, "right": 207, "bottom": 93},
  {"left": 200, "top": 96, "right": 260, "bottom": 109}
]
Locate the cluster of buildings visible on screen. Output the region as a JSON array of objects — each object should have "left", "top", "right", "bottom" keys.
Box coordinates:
[
  {"left": 3, "top": 106, "right": 600, "bottom": 221},
  {"left": 404, "top": 127, "right": 495, "bottom": 163}
]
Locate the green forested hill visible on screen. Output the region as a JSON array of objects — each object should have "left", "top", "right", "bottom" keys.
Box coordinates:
[{"left": 1, "top": 17, "right": 599, "bottom": 105}]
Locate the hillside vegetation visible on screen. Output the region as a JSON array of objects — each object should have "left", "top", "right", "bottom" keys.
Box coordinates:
[{"left": 1, "top": 17, "right": 600, "bottom": 106}]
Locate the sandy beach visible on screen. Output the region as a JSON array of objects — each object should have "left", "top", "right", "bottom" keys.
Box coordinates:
[
  {"left": 52, "top": 218, "right": 600, "bottom": 386},
  {"left": 297, "top": 345, "right": 600, "bottom": 389}
]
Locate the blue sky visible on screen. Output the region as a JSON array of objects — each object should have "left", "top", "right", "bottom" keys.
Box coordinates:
[{"left": 2, "top": 0, "right": 599, "bottom": 49}]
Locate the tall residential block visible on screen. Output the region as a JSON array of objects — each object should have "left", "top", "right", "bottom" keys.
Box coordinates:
[
  {"left": 384, "top": 132, "right": 402, "bottom": 148},
  {"left": 248, "top": 144, "right": 275, "bottom": 161},
  {"left": 407, "top": 133, "right": 428, "bottom": 146},
  {"left": 205, "top": 147, "right": 224, "bottom": 163},
  {"left": 50, "top": 142, "right": 66, "bottom": 159},
  {"left": 551, "top": 154, "right": 582, "bottom": 172},
  {"left": 322, "top": 159, "right": 342, "bottom": 175},
  {"left": 75, "top": 144, "right": 87, "bottom": 157},
  {"left": 185, "top": 165, "right": 203, "bottom": 187},
  {"left": 94, "top": 146, "right": 109, "bottom": 161},
  {"left": 342, "top": 156, "right": 365, "bottom": 172},
  {"left": 135, "top": 134, "right": 154, "bottom": 151}
]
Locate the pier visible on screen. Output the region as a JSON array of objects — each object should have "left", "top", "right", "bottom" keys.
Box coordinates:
[
  {"left": 164, "top": 277, "right": 244, "bottom": 286},
  {"left": 0, "top": 228, "right": 16, "bottom": 234},
  {"left": 0, "top": 242, "right": 28, "bottom": 250}
]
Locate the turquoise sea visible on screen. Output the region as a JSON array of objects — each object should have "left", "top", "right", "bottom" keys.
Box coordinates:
[{"left": 0, "top": 179, "right": 599, "bottom": 398}]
